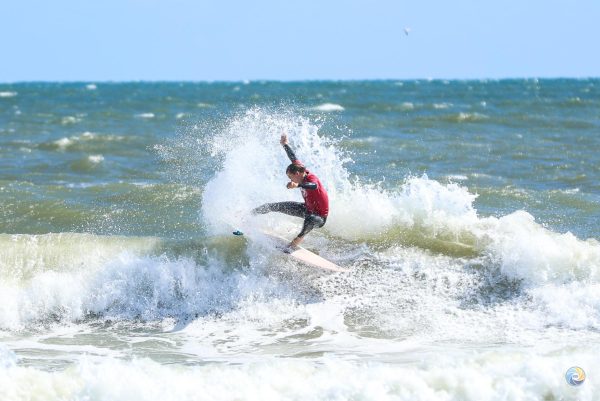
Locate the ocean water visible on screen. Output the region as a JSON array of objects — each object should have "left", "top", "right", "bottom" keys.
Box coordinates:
[{"left": 0, "top": 79, "right": 599, "bottom": 400}]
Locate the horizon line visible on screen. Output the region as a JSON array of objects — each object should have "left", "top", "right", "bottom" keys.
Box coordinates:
[{"left": 1, "top": 75, "right": 599, "bottom": 85}]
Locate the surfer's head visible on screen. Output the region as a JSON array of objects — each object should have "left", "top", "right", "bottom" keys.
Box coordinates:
[
  {"left": 286, "top": 163, "right": 306, "bottom": 183},
  {"left": 286, "top": 163, "right": 305, "bottom": 175}
]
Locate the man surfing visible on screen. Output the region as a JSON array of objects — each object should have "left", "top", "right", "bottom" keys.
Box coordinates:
[{"left": 252, "top": 134, "right": 329, "bottom": 251}]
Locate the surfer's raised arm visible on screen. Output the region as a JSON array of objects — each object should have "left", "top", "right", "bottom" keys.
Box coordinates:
[
  {"left": 280, "top": 134, "right": 317, "bottom": 190},
  {"left": 280, "top": 134, "right": 298, "bottom": 163}
]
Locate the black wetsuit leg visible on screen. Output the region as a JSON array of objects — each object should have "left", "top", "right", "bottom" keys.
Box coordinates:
[
  {"left": 252, "top": 202, "right": 306, "bottom": 219},
  {"left": 253, "top": 200, "right": 327, "bottom": 238},
  {"left": 298, "top": 214, "right": 327, "bottom": 237}
]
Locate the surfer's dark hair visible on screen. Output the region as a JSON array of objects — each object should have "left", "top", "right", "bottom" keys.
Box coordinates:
[{"left": 286, "top": 163, "right": 306, "bottom": 174}]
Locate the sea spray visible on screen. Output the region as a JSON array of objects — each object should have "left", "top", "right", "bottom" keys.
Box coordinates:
[
  {"left": 3, "top": 81, "right": 600, "bottom": 400},
  {"left": 168, "top": 107, "right": 600, "bottom": 290}
]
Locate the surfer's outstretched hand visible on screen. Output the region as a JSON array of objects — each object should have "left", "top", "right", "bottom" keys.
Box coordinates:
[
  {"left": 286, "top": 181, "right": 298, "bottom": 189},
  {"left": 280, "top": 133, "right": 288, "bottom": 145}
]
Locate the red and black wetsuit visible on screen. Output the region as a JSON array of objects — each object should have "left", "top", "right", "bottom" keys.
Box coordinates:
[{"left": 253, "top": 144, "right": 329, "bottom": 238}]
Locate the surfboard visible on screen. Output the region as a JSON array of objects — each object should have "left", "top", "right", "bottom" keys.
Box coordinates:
[{"left": 261, "top": 232, "right": 349, "bottom": 273}]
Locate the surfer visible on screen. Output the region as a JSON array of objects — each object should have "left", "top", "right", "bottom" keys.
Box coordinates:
[{"left": 252, "top": 134, "right": 329, "bottom": 250}]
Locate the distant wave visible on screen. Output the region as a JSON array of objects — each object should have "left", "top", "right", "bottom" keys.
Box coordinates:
[
  {"left": 446, "top": 174, "right": 468, "bottom": 181},
  {"left": 312, "top": 103, "right": 345, "bottom": 112},
  {"left": 88, "top": 154, "right": 105, "bottom": 164},
  {"left": 61, "top": 116, "right": 82, "bottom": 125},
  {"left": 447, "top": 112, "right": 488, "bottom": 122},
  {"left": 135, "top": 113, "right": 155, "bottom": 119},
  {"left": 41, "top": 132, "right": 126, "bottom": 151},
  {"left": 52, "top": 132, "right": 96, "bottom": 150},
  {"left": 0, "top": 91, "right": 17, "bottom": 98}
]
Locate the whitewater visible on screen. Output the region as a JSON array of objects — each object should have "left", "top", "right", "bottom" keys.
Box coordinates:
[{"left": 0, "top": 80, "right": 599, "bottom": 400}]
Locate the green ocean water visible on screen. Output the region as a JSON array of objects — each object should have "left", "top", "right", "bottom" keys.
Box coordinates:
[
  {"left": 1, "top": 80, "right": 598, "bottom": 238},
  {"left": 0, "top": 80, "right": 599, "bottom": 400}
]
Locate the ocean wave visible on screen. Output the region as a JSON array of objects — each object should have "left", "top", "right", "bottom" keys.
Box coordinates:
[
  {"left": 454, "top": 112, "right": 488, "bottom": 122},
  {"left": 479, "top": 211, "right": 600, "bottom": 286},
  {"left": 324, "top": 176, "right": 479, "bottom": 243},
  {"left": 0, "top": 91, "right": 17, "bottom": 98},
  {"left": 445, "top": 174, "right": 468, "bottom": 181},
  {"left": 311, "top": 103, "right": 345, "bottom": 112},
  {"left": 194, "top": 108, "right": 600, "bottom": 290},
  {"left": 0, "top": 350, "right": 597, "bottom": 401},
  {"left": 41, "top": 132, "right": 127, "bottom": 151},
  {"left": 398, "top": 102, "right": 414, "bottom": 111},
  {"left": 0, "top": 253, "right": 296, "bottom": 330},
  {"left": 69, "top": 155, "right": 106, "bottom": 171},
  {"left": 61, "top": 116, "right": 82, "bottom": 125},
  {"left": 0, "top": 233, "right": 161, "bottom": 281},
  {"left": 0, "top": 232, "right": 304, "bottom": 330},
  {"left": 88, "top": 154, "right": 104, "bottom": 164},
  {"left": 135, "top": 113, "right": 155, "bottom": 119},
  {"left": 528, "top": 282, "right": 600, "bottom": 329}
]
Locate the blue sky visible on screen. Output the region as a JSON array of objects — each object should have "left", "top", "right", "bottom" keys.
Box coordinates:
[{"left": 2, "top": 0, "right": 599, "bottom": 81}]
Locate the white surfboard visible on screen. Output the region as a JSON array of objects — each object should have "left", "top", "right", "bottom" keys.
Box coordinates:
[{"left": 261, "top": 232, "right": 349, "bottom": 273}]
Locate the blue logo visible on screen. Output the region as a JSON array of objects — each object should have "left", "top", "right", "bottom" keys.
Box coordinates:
[{"left": 565, "top": 367, "right": 586, "bottom": 386}]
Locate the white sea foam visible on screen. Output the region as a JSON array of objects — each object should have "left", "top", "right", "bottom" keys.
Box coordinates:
[
  {"left": 0, "top": 344, "right": 17, "bottom": 368},
  {"left": 455, "top": 112, "right": 488, "bottom": 122},
  {"left": 197, "top": 108, "right": 600, "bottom": 293},
  {"left": 0, "top": 232, "right": 299, "bottom": 330},
  {"left": 49, "top": 132, "right": 122, "bottom": 150},
  {"left": 326, "top": 176, "right": 479, "bottom": 240},
  {"left": 528, "top": 282, "right": 600, "bottom": 329},
  {"left": 312, "top": 103, "right": 345, "bottom": 112},
  {"left": 61, "top": 116, "right": 81, "bottom": 125},
  {"left": 446, "top": 174, "right": 468, "bottom": 181},
  {"left": 86, "top": 84, "right": 97, "bottom": 90},
  {"left": 0, "top": 350, "right": 596, "bottom": 401},
  {"left": 53, "top": 137, "right": 74, "bottom": 150},
  {"left": 476, "top": 211, "right": 600, "bottom": 286},
  {"left": 88, "top": 154, "right": 104, "bottom": 164},
  {"left": 399, "top": 102, "right": 414, "bottom": 111},
  {"left": 0, "top": 91, "right": 17, "bottom": 98},
  {"left": 0, "top": 233, "right": 160, "bottom": 282}
]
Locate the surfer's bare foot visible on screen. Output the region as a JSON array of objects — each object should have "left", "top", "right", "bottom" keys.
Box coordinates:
[
  {"left": 283, "top": 244, "right": 299, "bottom": 254},
  {"left": 289, "top": 236, "right": 303, "bottom": 248}
]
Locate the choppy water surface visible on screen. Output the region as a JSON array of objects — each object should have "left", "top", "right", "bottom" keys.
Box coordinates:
[{"left": 0, "top": 80, "right": 599, "bottom": 400}]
